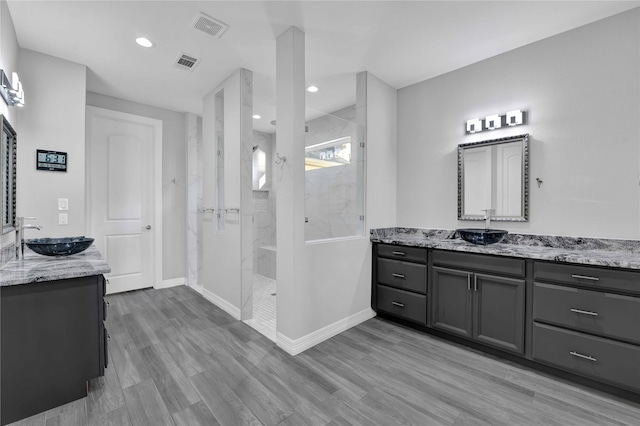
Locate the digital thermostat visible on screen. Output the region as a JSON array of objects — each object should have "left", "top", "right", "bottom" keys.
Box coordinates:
[{"left": 37, "top": 150, "right": 67, "bottom": 172}]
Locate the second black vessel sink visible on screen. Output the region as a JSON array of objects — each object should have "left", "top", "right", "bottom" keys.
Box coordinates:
[{"left": 457, "top": 228, "right": 508, "bottom": 245}]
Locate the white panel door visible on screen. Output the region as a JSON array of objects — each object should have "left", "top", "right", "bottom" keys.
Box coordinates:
[{"left": 87, "top": 107, "right": 162, "bottom": 294}]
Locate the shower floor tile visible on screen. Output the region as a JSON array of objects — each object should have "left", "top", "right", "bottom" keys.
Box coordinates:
[{"left": 244, "top": 273, "right": 276, "bottom": 342}]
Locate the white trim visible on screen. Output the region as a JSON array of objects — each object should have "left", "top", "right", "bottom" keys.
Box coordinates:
[
  {"left": 193, "top": 285, "right": 241, "bottom": 320},
  {"left": 276, "top": 308, "right": 376, "bottom": 356},
  {"left": 85, "top": 106, "right": 163, "bottom": 292},
  {"left": 157, "top": 277, "right": 186, "bottom": 289}
]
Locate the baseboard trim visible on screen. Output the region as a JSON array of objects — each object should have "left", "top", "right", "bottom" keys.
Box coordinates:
[
  {"left": 192, "top": 285, "right": 241, "bottom": 320},
  {"left": 156, "top": 277, "right": 186, "bottom": 289},
  {"left": 277, "top": 308, "right": 376, "bottom": 356}
]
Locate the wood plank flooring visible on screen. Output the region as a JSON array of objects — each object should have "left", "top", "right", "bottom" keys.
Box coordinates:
[{"left": 9, "top": 285, "right": 640, "bottom": 426}]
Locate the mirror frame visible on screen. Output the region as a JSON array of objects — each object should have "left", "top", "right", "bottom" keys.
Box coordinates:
[
  {"left": 458, "top": 133, "right": 529, "bottom": 222},
  {"left": 1, "top": 114, "right": 17, "bottom": 235}
]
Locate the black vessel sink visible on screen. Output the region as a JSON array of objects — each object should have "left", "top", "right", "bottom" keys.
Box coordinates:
[
  {"left": 25, "top": 237, "right": 94, "bottom": 256},
  {"left": 457, "top": 228, "right": 508, "bottom": 245}
]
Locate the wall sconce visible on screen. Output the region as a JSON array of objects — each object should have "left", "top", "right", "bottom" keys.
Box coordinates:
[
  {"left": 0, "top": 69, "right": 25, "bottom": 107},
  {"left": 465, "top": 110, "right": 526, "bottom": 134}
]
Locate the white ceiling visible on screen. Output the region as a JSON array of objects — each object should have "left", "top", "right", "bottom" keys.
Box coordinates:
[{"left": 7, "top": 1, "right": 639, "bottom": 133}]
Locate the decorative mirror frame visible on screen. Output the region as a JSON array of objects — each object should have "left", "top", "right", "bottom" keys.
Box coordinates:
[
  {"left": 458, "top": 133, "right": 529, "bottom": 222},
  {"left": 1, "top": 114, "right": 17, "bottom": 234}
]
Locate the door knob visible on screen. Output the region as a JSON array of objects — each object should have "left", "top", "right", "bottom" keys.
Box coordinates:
[{"left": 142, "top": 225, "right": 151, "bottom": 230}]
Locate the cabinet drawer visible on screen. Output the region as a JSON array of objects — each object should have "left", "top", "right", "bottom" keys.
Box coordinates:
[
  {"left": 432, "top": 250, "right": 525, "bottom": 278},
  {"left": 533, "top": 323, "right": 640, "bottom": 392},
  {"left": 376, "top": 285, "right": 427, "bottom": 325},
  {"left": 377, "top": 258, "right": 427, "bottom": 294},
  {"left": 377, "top": 244, "right": 427, "bottom": 264},
  {"left": 534, "top": 262, "right": 640, "bottom": 295},
  {"left": 534, "top": 282, "right": 640, "bottom": 344}
]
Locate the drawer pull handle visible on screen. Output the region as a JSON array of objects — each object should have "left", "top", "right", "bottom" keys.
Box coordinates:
[
  {"left": 392, "top": 251, "right": 406, "bottom": 256},
  {"left": 570, "top": 308, "right": 598, "bottom": 317},
  {"left": 391, "top": 301, "right": 405, "bottom": 308},
  {"left": 570, "top": 351, "right": 597, "bottom": 362},
  {"left": 467, "top": 274, "right": 471, "bottom": 291},
  {"left": 571, "top": 274, "right": 599, "bottom": 281},
  {"left": 392, "top": 273, "right": 405, "bottom": 279}
]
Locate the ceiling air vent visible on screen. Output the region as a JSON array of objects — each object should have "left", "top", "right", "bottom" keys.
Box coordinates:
[
  {"left": 175, "top": 52, "right": 200, "bottom": 71},
  {"left": 191, "top": 12, "right": 228, "bottom": 39}
]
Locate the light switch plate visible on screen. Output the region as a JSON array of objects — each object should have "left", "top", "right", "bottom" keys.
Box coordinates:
[
  {"left": 58, "top": 213, "right": 68, "bottom": 225},
  {"left": 58, "top": 198, "right": 69, "bottom": 211}
]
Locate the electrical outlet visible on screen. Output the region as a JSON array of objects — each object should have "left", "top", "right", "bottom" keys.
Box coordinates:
[
  {"left": 58, "top": 198, "right": 69, "bottom": 211},
  {"left": 58, "top": 213, "right": 68, "bottom": 225}
]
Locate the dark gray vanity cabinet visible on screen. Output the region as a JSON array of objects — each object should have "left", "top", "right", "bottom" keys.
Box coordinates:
[
  {"left": 532, "top": 262, "right": 640, "bottom": 393},
  {"left": 431, "top": 251, "right": 526, "bottom": 355},
  {"left": 372, "top": 244, "right": 428, "bottom": 325},
  {"left": 1, "top": 275, "right": 108, "bottom": 425}
]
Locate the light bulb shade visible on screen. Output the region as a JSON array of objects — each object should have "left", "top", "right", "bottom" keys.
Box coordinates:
[
  {"left": 485, "top": 114, "right": 501, "bottom": 130},
  {"left": 466, "top": 118, "right": 483, "bottom": 133},
  {"left": 506, "top": 110, "right": 523, "bottom": 126}
]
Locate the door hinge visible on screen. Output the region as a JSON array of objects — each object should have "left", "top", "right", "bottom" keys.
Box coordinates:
[
  {"left": 359, "top": 142, "right": 365, "bottom": 148},
  {"left": 217, "top": 150, "right": 221, "bottom": 156},
  {"left": 359, "top": 215, "right": 365, "bottom": 221}
]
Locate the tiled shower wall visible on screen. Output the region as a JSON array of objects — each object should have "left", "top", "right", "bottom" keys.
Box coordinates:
[{"left": 253, "top": 130, "right": 276, "bottom": 277}]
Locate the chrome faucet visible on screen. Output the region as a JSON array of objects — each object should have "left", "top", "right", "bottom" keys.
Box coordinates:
[
  {"left": 482, "top": 209, "right": 495, "bottom": 230},
  {"left": 15, "top": 216, "right": 42, "bottom": 259}
]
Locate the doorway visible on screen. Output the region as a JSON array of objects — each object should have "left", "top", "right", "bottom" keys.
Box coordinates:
[{"left": 86, "top": 106, "right": 162, "bottom": 294}]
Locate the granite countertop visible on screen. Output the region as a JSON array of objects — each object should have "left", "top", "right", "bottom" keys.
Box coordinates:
[
  {"left": 371, "top": 228, "right": 640, "bottom": 270},
  {"left": 0, "top": 245, "right": 111, "bottom": 287}
]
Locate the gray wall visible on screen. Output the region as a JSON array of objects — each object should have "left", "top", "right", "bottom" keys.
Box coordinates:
[
  {"left": 396, "top": 9, "right": 639, "bottom": 239},
  {"left": 16, "top": 50, "right": 87, "bottom": 239},
  {"left": 86, "top": 92, "right": 187, "bottom": 280}
]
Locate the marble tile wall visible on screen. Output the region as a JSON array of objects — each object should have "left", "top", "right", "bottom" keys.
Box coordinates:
[
  {"left": 252, "top": 130, "right": 276, "bottom": 276},
  {"left": 185, "top": 113, "right": 202, "bottom": 286},
  {"left": 304, "top": 105, "right": 361, "bottom": 241}
]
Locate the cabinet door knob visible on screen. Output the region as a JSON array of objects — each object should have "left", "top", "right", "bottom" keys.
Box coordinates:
[
  {"left": 570, "top": 308, "right": 598, "bottom": 316},
  {"left": 570, "top": 351, "right": 597, "bottom": 362},
  {"left": 391, "top": 301, "right": 405, "bottom": 308}
]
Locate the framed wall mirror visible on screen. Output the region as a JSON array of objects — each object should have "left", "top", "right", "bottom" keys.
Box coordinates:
[
  {"left": 458, "top": 134, "right": 529, "bottom": 222},
  {"left": 1, "top": 114, "right": 17, "bottom": 234}
]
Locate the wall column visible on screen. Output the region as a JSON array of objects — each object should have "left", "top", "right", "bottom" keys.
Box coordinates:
[{"left": 275, "top": 26, "right": 306, "bottom": 343}]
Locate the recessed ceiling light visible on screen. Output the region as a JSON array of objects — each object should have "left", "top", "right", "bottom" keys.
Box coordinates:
[
  {"left": 253, "top": 114, "right": 261, "bottom": 119},
  {"left": 306, "top": 85, "right": 319, "bottom": 93},
  {"left": 135, "top": 37, "right": 155, "bottom": 48}
]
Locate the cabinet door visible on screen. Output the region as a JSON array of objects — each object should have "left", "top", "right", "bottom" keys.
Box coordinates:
[
  {"left": 432, "top": 266, "right": 473, "bottom": 338},
  {"left": 474, "top": 273, "right": 525, "bottom": 354}
]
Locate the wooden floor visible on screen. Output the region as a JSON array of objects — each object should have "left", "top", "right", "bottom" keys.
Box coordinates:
[{"left": 10, "top": 285, "right": 640, "bottom": 426}]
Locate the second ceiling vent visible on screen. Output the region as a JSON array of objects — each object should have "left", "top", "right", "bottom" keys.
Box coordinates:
[
  {"left": 192, "top": 12, "right": 229, "bottom": 39},
  {"left": 175, "top": 52, "right": 200, "bottom": 71}
]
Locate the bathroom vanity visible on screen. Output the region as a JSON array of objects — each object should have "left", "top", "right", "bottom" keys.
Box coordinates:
[
  {"left": 371, "top": 228, "right": 640, "bottom": 398},
  {"left": 0, "top": 245, "right": 111, "bottom": 425}
]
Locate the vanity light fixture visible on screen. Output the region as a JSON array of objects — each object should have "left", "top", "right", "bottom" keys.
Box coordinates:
[
  {"left": 465, "top": 110, "right": 526, "bottom": 134},
  {"left": 306, "top": 85, "right": 319, "bottom": 93},
  {"left": 135, "top": 37, "right": 155, "bottom": 48},
  {"left": 0, "top": 69, "right": 25, "bottom": 107},
  {"left": 252, "top": 114, "right": 261, "bottom": 119}
]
